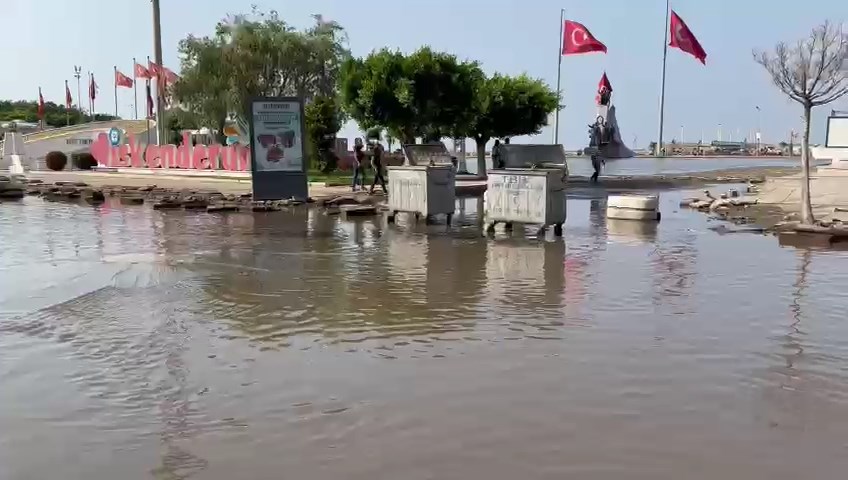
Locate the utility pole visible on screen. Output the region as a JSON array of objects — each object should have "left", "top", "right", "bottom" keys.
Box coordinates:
[
  {"left": 73, "top": 66, "right": 83, "bottom": 118},
  {"left": 152, "top": 0, "right": 166, "bottom": 146}
]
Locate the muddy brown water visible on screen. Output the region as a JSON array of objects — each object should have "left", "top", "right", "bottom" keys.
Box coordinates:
[{"left": 2, "top": 191, "right": 848, "bottom": 480}]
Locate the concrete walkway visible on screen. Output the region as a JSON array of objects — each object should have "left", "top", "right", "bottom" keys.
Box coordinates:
[
  {"left": 756, "top": 166, "right": 848, "bottom": 218},
  {"left": 25, "top": 170, "right": 488, "bottom": 198}
]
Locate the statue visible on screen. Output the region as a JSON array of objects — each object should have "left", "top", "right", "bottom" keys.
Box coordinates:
[{"left": 586, "top": 72, "right": 634, "bottom": 160}]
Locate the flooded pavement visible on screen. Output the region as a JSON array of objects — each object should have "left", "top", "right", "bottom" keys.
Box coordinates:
[
  {"left": 467, "top": 155, "right": 813, "bottom": 177},
  {"left": 2, "top": 191, "right": 848, "bottom": 480}
]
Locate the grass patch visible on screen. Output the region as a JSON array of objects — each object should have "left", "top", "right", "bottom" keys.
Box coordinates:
[{"left": 307, "top": 170, "right": 353, "bottom": 185}]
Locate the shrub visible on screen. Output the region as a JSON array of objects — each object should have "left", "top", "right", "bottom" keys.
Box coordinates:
[
  {"left": 45, "top": 151, "right": 68, "bottom": 171},
  {"left": 72, "top": 152, "right": 98, "bottom": 170}
]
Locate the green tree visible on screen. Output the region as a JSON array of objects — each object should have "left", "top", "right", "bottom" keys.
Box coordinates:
[
  {"left": 365, "top": 126, "right": 383, "bottom": 142},
  {"left": 340, "top": 47, "right": 482, "bottom": 143},
  {"left": 305, "top": 95, "right": 343, "bottom": 172},
  {"left": 463, "top": 74, "right": 558, "bottom": 176},
  {"left": 173, "top": 8, "right": 349, "bottom": 146},
  {"left": 173, "top": 34, "right": 231, "bottom": 142}
]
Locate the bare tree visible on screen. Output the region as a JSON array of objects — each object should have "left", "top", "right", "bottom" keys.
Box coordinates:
[{"left": 754, "top": 22, "right": 848, "bottom": 224}]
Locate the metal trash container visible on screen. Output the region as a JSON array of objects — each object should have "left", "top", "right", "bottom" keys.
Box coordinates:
[
  {"left": 387, "top": 165, "right": 456, "bottom": 224},
  {"left": 485, "top": 168, "right": 567, "bottom": 236}
]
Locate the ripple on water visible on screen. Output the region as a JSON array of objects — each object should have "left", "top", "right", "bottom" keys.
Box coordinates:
[{"left": 4, "top": 192, "right": 848, "bottom": 478}]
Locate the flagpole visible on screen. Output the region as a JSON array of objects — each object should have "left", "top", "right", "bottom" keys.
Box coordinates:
[
  {"left": 656, "top": 0, "right": 670, "bottom": 157},
  {"left": 554, "top": 8, "right": 565, "bottom": 145},
  {"left": 133, "top": 58, "right": 139, "bottom": 120},
  {"left": 88, "top": 72, "right": 94, "bottom": 119},
  {"left": 152, "top": 0, "right": 165, "bottom": 146},
  {"left": 65, "top": 80, "right": 70, "bottom": 126},
  {"left": 147, "top": 56, "right": 152, "bottom": 147},
  {"left": 114, "top": 66, "right": 119, "bottom": 118}
]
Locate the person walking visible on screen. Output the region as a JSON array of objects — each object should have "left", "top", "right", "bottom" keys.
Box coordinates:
[
  {"left": 492, "top": 139, "right": 504, "bottom": 169},
  {"left": 369, "top": 141, "right": 388, "bottom": 195},
  {"left": 352, "top": 140, "right": 366, "bottom": 191}
]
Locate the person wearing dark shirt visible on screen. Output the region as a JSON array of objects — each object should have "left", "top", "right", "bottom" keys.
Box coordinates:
[
  {"left": 369, "top": 142, "right": 388, "bottom": 195},
  {"left": 492, "top": 139, "right": 503, "bottom": 169},
  {"left": 352, "top": 142, "right": 366, "bottom": 191}
]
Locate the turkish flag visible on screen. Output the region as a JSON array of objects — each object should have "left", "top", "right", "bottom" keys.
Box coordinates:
[
  {"left": 596, "top": 72, "right": 613, "bottom": 105},
  {"left": 65, "top": 82, "right": 72, "bottom": 109},
  {"left": 38, "top": 88, "right": 45, "bottom": 119},
  {"left": 598, "top": 72, "right": 612, "bottom": 93},
  {"left": 148, "top": 61, "right": 163, "bottom": 79},
  {"left": 562, "top": 20, "right": 607, "bottom": 55},
  {"left": 669, "top": 11, "right": 707, "bottom": 65},
  {"left": 162, "top": 67, "right": 179, "bottom": 85},
  {"left": 115, "top": 70, "right": 134, "bottom": 88},
  {"left": 134, "top": 62, "right": 151, "bottom": 79}
]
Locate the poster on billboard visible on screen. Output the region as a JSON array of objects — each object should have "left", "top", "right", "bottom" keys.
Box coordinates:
[{"left": 248, "top": 97, "right": 308, "bottom": 200}]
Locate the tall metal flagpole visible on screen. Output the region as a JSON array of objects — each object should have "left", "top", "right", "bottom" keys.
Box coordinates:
[
  {"left": 65, "top": 80, "right": 70, "bottom": 126},
  {"left": 74, "top": 66, "right": 82, "bottom": 119},
  {"left": 88, "top": 72, "right": 94, "bottom": 118},
  {"left": 133, "top": 57, "right": 139, "bottom": 120},
  {"left": 554, "top": 8, "right": 565, "bottom": 145},
  {"left": 114, "top": 66, "right": 119, "bottom": 117},
  {"left": 152, "top": 0, "right": 165, "bottom": 146},
  {"left": 656, "top": 0, "right": 670, "bottom": 156}
]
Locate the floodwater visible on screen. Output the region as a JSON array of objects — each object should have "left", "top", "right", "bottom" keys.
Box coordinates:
[
  {"left": 465, "top": 155, "right": 812, "bottom": 177},
  {"left": 2, "top": 191, "right": 848, "bottom": 480}
]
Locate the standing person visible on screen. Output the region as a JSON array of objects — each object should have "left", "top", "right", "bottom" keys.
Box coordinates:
[
  {"left": 369, "top": 141, "right": 388, "bottom": 195},
  {"left": 590, "top": 154, "right": 603, "bottom": 183},
  {"left": 352, "top": 140, "right": 367, "bottom": 191},
  {"left": 492, "top": 139, "right": 503, "bottom": 169}
]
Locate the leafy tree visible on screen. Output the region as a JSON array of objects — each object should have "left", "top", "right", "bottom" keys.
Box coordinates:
[
  {"left": 164, "top": 109, "right": 202, "bottom": 144},
  {"left": 173, "top": 8, "right": 349, "bottom": 145},
  {"left": 173, "top": 34, "right": 232, "bottom": 142},
  {"left": 365, "top": 126, "right": 383, "bottom": 142},
  {"left": 463, "top": 74, "right": 558, "bottom": 176},
  {"left": 305, "top": 95, "right": 343, "bottom": 172},
  {"left": 754, "top": 21, "right": 848, "bottom": 224},
  {"left": 340, "top": 47, "right": 482, "bottom": 143}
]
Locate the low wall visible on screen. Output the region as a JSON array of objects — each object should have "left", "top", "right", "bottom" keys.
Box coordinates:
[{"left": 502, "top": 145, "right": 567, "bottom": 169}]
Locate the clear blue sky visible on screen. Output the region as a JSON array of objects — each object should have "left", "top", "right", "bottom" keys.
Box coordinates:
[{"left": 3, "top": 0, "right": 846, "bottom": 148}]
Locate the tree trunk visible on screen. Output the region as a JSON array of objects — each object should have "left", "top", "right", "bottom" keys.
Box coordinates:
[
  {"left": 799, "top": 105, "right": 815, "bottom": 224},
  {"left": 475, "top": 137, "right": 489, "bottom": 179}
]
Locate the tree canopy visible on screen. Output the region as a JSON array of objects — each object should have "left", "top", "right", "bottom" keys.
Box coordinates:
[
  {"left": 340, "top": 47, "right": 483, "bottom": 143},
  {"left": 173, "top": 7, "right": 349, "bottom": 143},
  {"left": 465, "top": 73, "right": 559, "bottom": 144},
  {"left": 754, "top": 21, "right": 848, "bottom": 224},
  {"left": 0, "top": 100, "right": 116, "bottom": 128}
]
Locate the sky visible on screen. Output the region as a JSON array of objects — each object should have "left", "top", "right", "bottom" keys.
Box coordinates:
[{"left": 2, "top": 0, "right": 846, "bottom": 149}]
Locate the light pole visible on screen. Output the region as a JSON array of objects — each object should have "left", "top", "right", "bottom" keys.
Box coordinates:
[
  {"left": 73, "top": 66, "right": 83, "bottom": 118},
  {"left": 718, "top": 123, "right": 722, "bottom": 142},
  {"left": 755, "top": 106, "right": 762, "bottom": 156},
  {"left": 152, "top": 0, "right": 165, "bottom": 145},
  {"left": 680, "top": 125, "right": 684, "bottom": 144}
]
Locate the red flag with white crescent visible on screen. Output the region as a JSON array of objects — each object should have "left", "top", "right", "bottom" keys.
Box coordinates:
[
  {"left": 596, "top": 72, "right": 613, "bottom": 105},
  {"left": 134, "top": 62, "right": 151, "bottom": 79},
  {"left": 65, "top": 81, "right": 73, "bottom": 109},
  {"left": 669, "top": 11, "right": 707, "bottom": 65},
  {"left": 562, "top": 20, "right": 607, "bottom": 55},
  {"left": 115, "top": 70, "right": 134, "bottom": 88}
]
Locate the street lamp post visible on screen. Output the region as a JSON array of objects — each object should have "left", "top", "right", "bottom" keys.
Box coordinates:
[
  {"left": 755, "top": 106, "right": 762, "bottom": 156},
  {"left": 73, "top": 66, "right": 83, "bottom": 118},
  {"left": 152, "top": 0, "right": 165, "bottom": 146}
]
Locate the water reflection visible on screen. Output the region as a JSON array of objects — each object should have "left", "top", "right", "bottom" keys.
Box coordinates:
[{"left": 4, "top": 193, "right": 848, "bottom": 479}]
